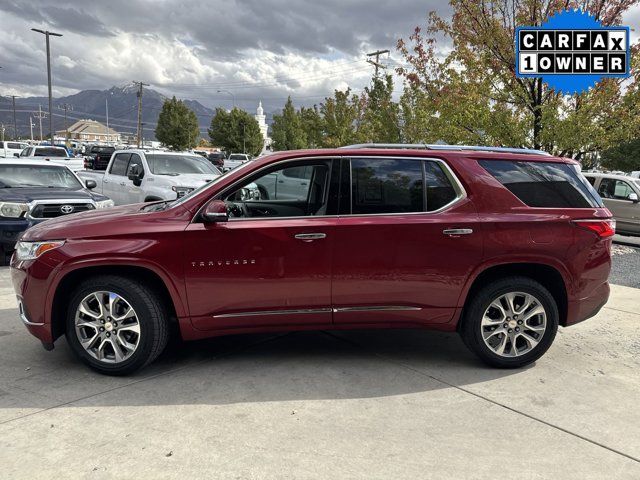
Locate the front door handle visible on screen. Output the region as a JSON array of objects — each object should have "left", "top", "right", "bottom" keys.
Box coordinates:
[
  {"left": 443, "top": 228, "right": 473, "bottom": 236},
  {"left": 295, "top": 233, "right": 326, "bottom": 242}
]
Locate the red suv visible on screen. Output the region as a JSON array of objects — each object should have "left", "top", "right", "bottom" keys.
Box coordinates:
[{"left": 10, "top": 145, "right": 613, "bottom": 375}]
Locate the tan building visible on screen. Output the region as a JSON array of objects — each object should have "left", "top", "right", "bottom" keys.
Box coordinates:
[{"left": 56, "top": 119, "right": 120, "bottom": 142}]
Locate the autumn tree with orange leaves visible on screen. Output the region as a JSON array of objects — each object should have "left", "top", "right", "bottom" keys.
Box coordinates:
[{"left": 397, "top": 0, "right": 640, "bottom": 164}]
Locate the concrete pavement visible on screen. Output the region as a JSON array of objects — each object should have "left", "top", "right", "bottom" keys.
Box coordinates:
[{"left": 1, "top": 267, "right": 639, "bottom": 479}]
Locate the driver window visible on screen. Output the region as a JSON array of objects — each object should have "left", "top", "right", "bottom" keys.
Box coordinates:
[{"left": 223, "top": 162, "right": 330, "bottom": 219}]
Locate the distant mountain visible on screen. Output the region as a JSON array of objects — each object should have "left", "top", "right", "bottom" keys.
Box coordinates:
[{"left": 0, "top": 86, "right": 216, "bottom": 140}]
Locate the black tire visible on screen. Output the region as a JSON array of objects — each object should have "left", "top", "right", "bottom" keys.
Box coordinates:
[
  {"left": 460, "top": 276, "right": 559, "bottom": 368},
  {"left": 65, "top": 275, "right": 169, "bottom": 375}
]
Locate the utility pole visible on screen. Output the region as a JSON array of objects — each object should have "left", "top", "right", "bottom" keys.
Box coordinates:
[
  {"left": 140, "top": 122, "right": 145, "bottom": 147},
  {"left": 366, "top": 49, "right": 390, "bottom": 78},
  {"left": 32, "top": 29, "right": 63, "bottom": 145},
  {"left": 105, "top": 98, "right": 110, "bottom": 143},
  {"left": 59, "top": 103, "right": 72, "bottom": 144},
  {"left": 133, "top": 81, "right": 149, "bottom": 147},
  {"left": 1, "top": 124, "right": 5, "bottom": 142},
  {"left": 29, "top": 116, "right": 35, "bottom": 141},
  {"left": 34, "top": 105, "right": 47, "bottom": 142},
  {"left": 10, "top": 95, "right": 18, "bottom": 140}
]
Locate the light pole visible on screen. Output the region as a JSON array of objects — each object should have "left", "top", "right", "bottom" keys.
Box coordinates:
[
  {"left": 217, "top": 89, "right": 236, "bottom": 109},
  {"left": 32, "top": 28, "right": 62, "bottom": 145}
]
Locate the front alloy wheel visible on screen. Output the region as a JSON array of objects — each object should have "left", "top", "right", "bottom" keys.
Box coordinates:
[
  {"left": 75, "top": 291, "right": 141, "bottom": 363},
  {"left": 66, "top": 275, "right": 169, "bottom": 375}
]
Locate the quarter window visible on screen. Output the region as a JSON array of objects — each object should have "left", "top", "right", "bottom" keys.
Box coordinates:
[
  {"left": 351, "top": 159, "right": 424, "bottom": 214},
  {"left": 479, "top": 160, "right": 603, "bottom": 208}
]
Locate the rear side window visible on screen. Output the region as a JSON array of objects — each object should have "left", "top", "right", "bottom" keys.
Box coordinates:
[
  {"left": 479, "top": 160, "right": 603, "bottom": 208},
  {"left": 351, "top": 158, "right": 423, "bottom": 214},
  {"left": 424, "top": 161, "right": 458, "bottom": 211}
]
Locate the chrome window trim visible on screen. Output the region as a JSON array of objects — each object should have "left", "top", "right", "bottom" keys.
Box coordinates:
[
  {"left": 213, "top": 308, "right": 332, "bottom": 318},
  {"left": 192, "top": 155, "right": 467, "bottom": 223}
]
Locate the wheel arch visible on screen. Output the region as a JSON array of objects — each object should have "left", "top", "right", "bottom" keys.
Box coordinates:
[
  {"left": 459, "top": 262, "right": 568, "bottom": 327},
  {"left": 50, "top": 264, "right": 182, "bottom": 341}
]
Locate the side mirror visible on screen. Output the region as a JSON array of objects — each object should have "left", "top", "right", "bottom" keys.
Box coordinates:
[
  {"left": 629, "top": 192, "right": 639, "bottom": 203},
  {"left": 128, "top": 164, "right": 143, "bottom": 186},
  {"left": 85, "top": 179, "right": 97, "bottom": 190},
  {"left": 201, "top": 200, "right": 228, "bottom": 223}
]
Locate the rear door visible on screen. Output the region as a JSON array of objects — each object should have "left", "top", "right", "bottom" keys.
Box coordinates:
[
  {"left": 331, "top": 156, "right": 483, "bottom": 326},
  {"left": 597, "top": 177, "right": 640, "bottom": 234}
]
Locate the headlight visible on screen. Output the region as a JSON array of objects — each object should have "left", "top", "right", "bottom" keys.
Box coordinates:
[
  {"left": 0, "top": 202, "right": 28, "bottom": 218},
  {"left": 15, "top": 240, "right": 65, "bottom": 261},
  {"left": 95, "top": 199, "right": 115, "bottom": 209},
  {"left": 172, "top": 186, "right": 194, "bottom": 198}
]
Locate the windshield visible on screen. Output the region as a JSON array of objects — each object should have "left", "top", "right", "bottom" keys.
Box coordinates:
[
  {"left": 92, "top": 146, "right": 115, "bottom": 154},
  {"left": 0, "top": 164, "right": 82, "bottom": 188},
  {"left": 146, "top": 154, "right": 221, "bottom": 175},
  {"left": 34, "top": 147, "right": 68, "bottom": 157},
  {"left": 229, "top": 154, "right": 247, "bottom": 160}
]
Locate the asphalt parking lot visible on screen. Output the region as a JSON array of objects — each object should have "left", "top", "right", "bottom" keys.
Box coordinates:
[{"left": 1, "top": 264, "right": 639, "bottom": 479}]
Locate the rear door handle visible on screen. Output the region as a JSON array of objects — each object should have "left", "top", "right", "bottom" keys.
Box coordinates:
[
  {"left": 295, "top": 233, "right": 326, "bottom": 242},
  {"left": 119, "top": 182, "right": 126, "bottom": 186},
  {"left": 443, "top": 228, "right": 473, "bottom": 236}
]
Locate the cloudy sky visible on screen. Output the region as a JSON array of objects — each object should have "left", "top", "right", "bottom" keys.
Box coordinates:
[{"left": 1, "top": 0, "right": 638, "bottom": 113}]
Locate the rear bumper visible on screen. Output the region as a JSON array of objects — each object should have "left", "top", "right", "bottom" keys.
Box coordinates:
[{"left": 565, "top": 281, "right": 610, "bottom": 326}]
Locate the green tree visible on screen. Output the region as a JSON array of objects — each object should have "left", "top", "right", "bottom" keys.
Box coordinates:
[
  {"left": 320, "top": 88, "right": 363, "bottom": 147},
  {"left": 155, "top": 96, "right": 200, "bottom": 150},
  {"left": 360, "top": 74, "right": 401, "bottom": 143},
  {"left": 601, "top": 138, "right": 640, "bottom": 172},
  {"left": 299, "top": 105, "right": 324, "bottom": 148},
  {"left": 271, "top": 97, "right": 307, "bottom": 151},
  {"left": 397, "top": 0, "right": 640, "bottom": 159},
  {"left": 208, "top": 107, "right": 263, "bottom": 157}
]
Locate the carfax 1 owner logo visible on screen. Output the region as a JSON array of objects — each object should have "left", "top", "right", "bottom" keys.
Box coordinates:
[{"left": 515, "top": 9, "right": 631, "bottom": 94}]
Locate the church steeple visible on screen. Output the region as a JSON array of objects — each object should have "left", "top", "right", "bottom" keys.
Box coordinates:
[{"left": 257, "top": 101, "right": 264, "bottom": 116}]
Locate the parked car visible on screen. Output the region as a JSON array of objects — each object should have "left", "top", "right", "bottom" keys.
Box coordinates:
[
  {"left": 11, "top": 144, "right": 613, "bottom": 375},
  {"left": 83, "top": 145, "right": 116, "bottom": 171},
  {"left": 78, "top": 150, "right": 223, "bottom": 205},
  {"left": 0, "top": 141, "right": 29, "bottom": 158},
  {"left": 224, "top": 153, "right": 251, "bottom": 171},
  {"left": 583, "top": 172, "right": 640, "bottom": 236},
  {"left": 207, "top": 151, "right": 226, "bottom": 170},
  {"left": 0, "top": 160, "right": 114, "bottom": 264},
  {"left": 18, "top": 145, "right": 84, "bottom": 171}
]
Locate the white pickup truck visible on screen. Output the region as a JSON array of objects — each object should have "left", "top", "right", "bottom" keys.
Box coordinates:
[
  {"left": 18, "top": 145, "right": 84, "bottom": 171},
  {"left": 223, "top": 153, "right": 251, "bottom": 171},
  {"left": 77, "top": 149, "right": 224, "bottom": 205}
]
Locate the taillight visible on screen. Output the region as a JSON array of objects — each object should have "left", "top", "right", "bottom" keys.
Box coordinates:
[{"left": 572, "top": 219, "right": 616, "bottom": 238}]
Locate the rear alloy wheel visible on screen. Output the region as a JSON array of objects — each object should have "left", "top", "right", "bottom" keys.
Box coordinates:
[
  {"left": 461, "top": 277, "right": 558, "bottom": 368},
  {"left": 66, "top": 275, "right": 169, "bottom": 375}
]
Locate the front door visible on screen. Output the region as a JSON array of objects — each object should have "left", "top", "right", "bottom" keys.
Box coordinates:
[
  {"left": 183, "top": 158, "right": 338, "bottom": 331},
  {"left": 332, "top": 157, "right": 483, "bottom": 326},
  {"left": 103, "top": 152, "right": 131, "bottom": 205}
]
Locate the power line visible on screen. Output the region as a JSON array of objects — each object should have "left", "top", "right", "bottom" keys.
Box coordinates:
[{"left": 366, "top": 49, "right": 390, "bottom": 78}]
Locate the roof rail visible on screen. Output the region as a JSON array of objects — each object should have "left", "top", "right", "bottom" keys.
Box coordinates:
[{"left": 339, "top": 143, "right": 551, "bottom": 156}]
